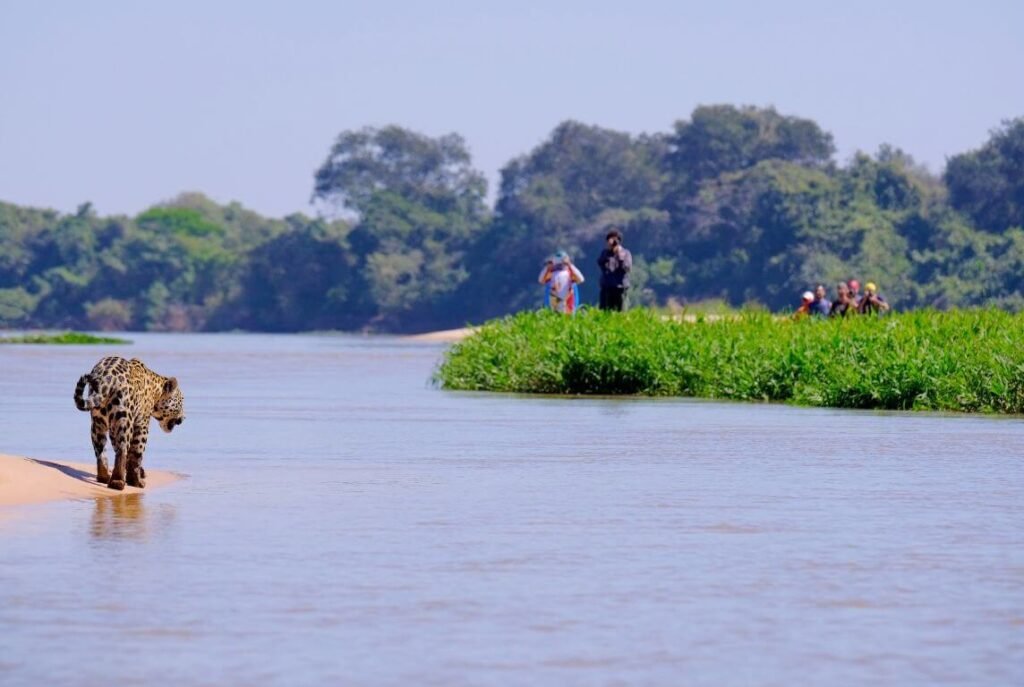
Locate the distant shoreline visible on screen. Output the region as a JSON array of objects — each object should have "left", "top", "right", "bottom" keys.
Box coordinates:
[{"left": 0, "top": 453, "right": 181, "bottom": 508}]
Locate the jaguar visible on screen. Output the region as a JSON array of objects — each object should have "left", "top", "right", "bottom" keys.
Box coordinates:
[{"left": 73, "top": 356, "right": 185, "bottom": 490}]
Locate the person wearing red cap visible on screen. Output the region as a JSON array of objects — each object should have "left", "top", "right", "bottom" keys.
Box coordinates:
[
  {"left": 829, "top": 282, "right": 857, "bottom": 317},
  {"left": 847, "top": 279, "right": 862, "bottom": 309}
]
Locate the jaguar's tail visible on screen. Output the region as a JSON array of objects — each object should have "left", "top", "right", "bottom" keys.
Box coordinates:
[{"left": 74, "top": 374, "right": 100, "bottom": 411}]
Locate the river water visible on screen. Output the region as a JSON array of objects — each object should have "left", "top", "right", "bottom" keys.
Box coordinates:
[{"left": 0, "top": 334, "right": 1021, "bottom": 686}]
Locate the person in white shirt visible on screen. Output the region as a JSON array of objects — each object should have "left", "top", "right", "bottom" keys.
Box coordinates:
[{"left": 538, "top": 250, "right": 585, "bottom": 314}]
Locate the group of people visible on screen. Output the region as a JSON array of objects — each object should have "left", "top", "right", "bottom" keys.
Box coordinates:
[
  {"left": 538, "top": 229, "right": 892, "bottom": 320},
  {"left": 538, "top": 228, "right": 632, "bottom": 314},
  {"left": 794, "top": 279, "right": 890, "bottom": 319}
]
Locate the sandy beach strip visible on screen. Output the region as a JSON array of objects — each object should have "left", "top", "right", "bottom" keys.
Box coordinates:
[
  {"left": 0, "top": 453, "right": 181, "bottom": 507},
  {"left": 404, "top": 326, "right": 479, "bottom": 343}
]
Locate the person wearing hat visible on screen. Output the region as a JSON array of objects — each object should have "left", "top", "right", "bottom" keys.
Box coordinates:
[
  {"left": 793, "top": 291, "right": 814, "bottom": 319},
  {"left": 538, "top": 250, "right": 584, "bottom": 314},
  {"left": 596, "top": 228, "right": 632, "bottom": 311},
  {"left": 858, "top": 282, "right": 890, "bottom": 314}
]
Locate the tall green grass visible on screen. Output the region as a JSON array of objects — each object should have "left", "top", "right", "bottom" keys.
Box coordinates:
[{"left": 435, "top": 309, "right": 1024, "bottom": 413}]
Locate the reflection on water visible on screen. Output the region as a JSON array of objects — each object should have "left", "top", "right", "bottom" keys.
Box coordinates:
[
  {"left": 90, "top": 493, "right": 145, "bottom": 540},
  {"left": 89, "top": 493, "right": 175, "bottom": 542},
  {"left": 0, "top": 333, "right": 1022, "bottom": 686}
]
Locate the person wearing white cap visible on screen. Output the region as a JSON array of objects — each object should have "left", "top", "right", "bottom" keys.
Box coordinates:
[
  {"left": 538, "top": 250, "right": 584, "bottom": 314},
  {"left": 792, "top": 291, "right": 814, "bottom": 319}
]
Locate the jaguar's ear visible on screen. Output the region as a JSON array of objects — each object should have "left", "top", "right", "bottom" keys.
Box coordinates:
[{"left": 163, "top": 377, "right": 178, "bottom": 394}]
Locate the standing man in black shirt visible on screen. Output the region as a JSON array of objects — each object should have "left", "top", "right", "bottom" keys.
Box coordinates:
[{"left": 597, "top": 228, "right": 632, "bottom": 311}]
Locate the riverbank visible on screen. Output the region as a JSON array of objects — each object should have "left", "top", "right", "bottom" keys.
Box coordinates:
[
  {"left": 435, "top": 309, "right": 1024, "bottom": 413},
  {"left": 0, "top": 453, "right": 181, "bottom": 507}
]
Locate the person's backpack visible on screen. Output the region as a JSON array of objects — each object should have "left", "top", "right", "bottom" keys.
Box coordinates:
[{"left": 543, "top": 281, "right": 580, "bottom": 314}]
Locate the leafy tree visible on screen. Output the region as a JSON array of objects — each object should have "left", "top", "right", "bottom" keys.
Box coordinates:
[
  {"left": 224, "top": 218, "right": 355, "bottom": 331},
  {"left": 0, "top": 287, "right": 37, "bottom": 325},
  {"left": 85, "top": 298, "right": 133, "bottom": 331},
  {"left": 944, "top": 118, "right": 1024, "bottom": 233},
  {"left": 663, "top": 105, "right": 835, "bottom": 203},
  {"left": 137, "top": 207, "right": 225, "bottom": 237},
  {"left": 677, "top": 160, "right": 841, "bottom": 307},
  {"left": 312, "top": 126, "right": 489, "bottom": 329},
  {"left": 313, "top": 126, "right": 486, "bottom": 216}
]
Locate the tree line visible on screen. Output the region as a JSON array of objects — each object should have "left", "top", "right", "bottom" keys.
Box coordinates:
[{"left": 2, "top": 105, "right": 1023, "bottom": 333}]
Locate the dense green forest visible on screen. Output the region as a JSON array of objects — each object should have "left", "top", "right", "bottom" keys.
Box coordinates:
[{"left": 2, "top": 106, "right": 1023, "bottom": 333}]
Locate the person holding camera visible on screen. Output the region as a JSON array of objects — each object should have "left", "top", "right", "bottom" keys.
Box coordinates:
[
  {"left": 596, "top": 228, "right": 632, "bottom": 311},
  {"left": 858, "top": 281, "right": 891, "bottom": 315},
  {"left": 538, "top": 250, "right": 584, "bottom": 314}
]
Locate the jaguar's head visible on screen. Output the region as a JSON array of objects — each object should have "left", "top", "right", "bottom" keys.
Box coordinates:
[{"left": 154, "top": 377, "right": 185, "bottom": 433}]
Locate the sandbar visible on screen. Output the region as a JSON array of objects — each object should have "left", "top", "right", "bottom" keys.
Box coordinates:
[
  {"left": 404, "top": 326, "right": 479, "bottom": 343},
  {"left": 0, "top": 453, "right": 181, "bottom": 507}
]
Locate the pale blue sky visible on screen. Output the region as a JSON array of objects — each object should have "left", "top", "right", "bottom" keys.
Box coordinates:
[{"left": 1, "top": 0, "right": 1022, "bottom": 218}]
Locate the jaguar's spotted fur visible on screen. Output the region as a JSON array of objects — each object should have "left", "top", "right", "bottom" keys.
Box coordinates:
[{"left": 73, "top": 356, "right": 184, "bottom": 490}]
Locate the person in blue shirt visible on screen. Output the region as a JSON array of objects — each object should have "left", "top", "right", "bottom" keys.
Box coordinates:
[{"left": 809, "top": 284, "right": 831, "bottom": 317}]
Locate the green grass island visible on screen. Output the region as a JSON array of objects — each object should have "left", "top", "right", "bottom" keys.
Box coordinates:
[
  {"left": 0, "top": 331, "right": 131, "bottom": 345},
  {"left": 435, "top": 309, "right": 1024, "bottom": 414}
]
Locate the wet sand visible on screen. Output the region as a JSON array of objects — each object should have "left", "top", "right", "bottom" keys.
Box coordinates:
[{"left": 0, "top": 453, "right": 180, "bottom": 507}]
